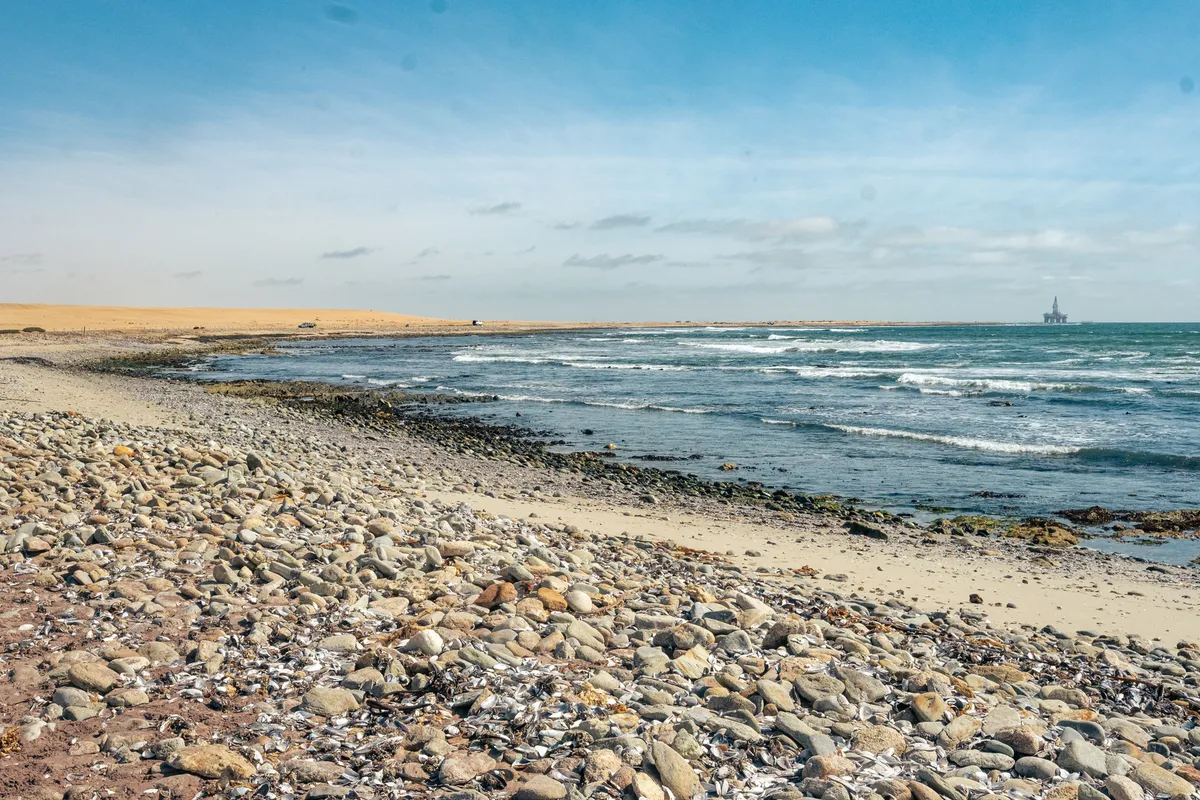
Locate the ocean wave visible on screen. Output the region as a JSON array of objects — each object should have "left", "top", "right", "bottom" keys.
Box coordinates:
[
  {"left": 440, "top": 389, "right": 712, "bottom": 414},
  {"left": 825, "top": 424, "right": 1081, "bottom": 455},
  {"left": 1075, "top": 448, "right": 1200, "bottom": 471},
  {"left": 583, "top": 337, "right": 649, "bottom": 343},
  {"left": 751, "top": 366, "right": 903, "bottom": 379},
  {"left": 896, "top": 373, "right": 1077, "bottom": 393},
  {"left": 828, "top": 327, "right": 866, "bottom": 333},
  {"left": 453, "top": 354, "right": 552, "bottom": 364},
  {"left": 454, "top": 352, "right": 690, "bottom": 371},
  {"left": 341, "top": 374, "right": 366, "bottom": 380},
  {"left": 684, "top": 339, "right": 935, "bottom": 354},
  {"left": 564, "top": 362, "right": 693, "bottom": 371}
]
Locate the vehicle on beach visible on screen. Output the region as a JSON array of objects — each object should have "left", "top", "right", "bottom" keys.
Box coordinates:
[{"left": 298, "top": 321, "right": 316, "bottom": 329}]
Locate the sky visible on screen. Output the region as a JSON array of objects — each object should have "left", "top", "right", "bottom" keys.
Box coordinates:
[{"left": 2, "top": 1, "right": 1199, "bottom": 322}]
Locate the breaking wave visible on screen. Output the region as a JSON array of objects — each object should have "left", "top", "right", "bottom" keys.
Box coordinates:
[
  {"left": 896, "top": 373, "right": 1078, "bottom": 394},
  {"left": 824, "top": 424, "right": 1082, "bottom": 455}
]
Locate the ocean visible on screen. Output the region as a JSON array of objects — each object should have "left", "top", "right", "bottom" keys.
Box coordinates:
[{"left": 183, "top": 323, "right": 1200, "bottom": 562}]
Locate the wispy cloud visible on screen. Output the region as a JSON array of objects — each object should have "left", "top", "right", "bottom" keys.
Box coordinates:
[
  {"left": 553, "top": 222, "right": 582, "bottom": 230},
  {"left": 564, "top": 253, "right": 663, "bottom": 270},
  {"left": 415, "top": 247, "right": 439, "bottom": 258},
  {"left": 253, "top": 277, "right": 304, "bottom": 287},
  {"left": 658, "top": 216, "right": 847, "bottom": 242},
  {"left": 881, "top": 226, "right": 1095, "bottom": 253},
  {"left": 418, "top": 273, "right": 452, "bottom": 281},
  {"left": 323, "top": 4, "right": 359, "bottom": 25},
  {"left": 471, "top": 201, "right": 521, "bottom": 216},
  {"left": 0, "top": 253, "right": 42, "bottom": 266},
  {"left": 720, "top": 249, "right": 813, "bottom": 269},
  {"left": 174, "top": 270, "right": 203, "bottom": 279},
  {"left": 321, "top": 246, "right": 375, "bottom": 259},
  {"left": 592, "top": 214, "right": 650, "bottom": 230}
]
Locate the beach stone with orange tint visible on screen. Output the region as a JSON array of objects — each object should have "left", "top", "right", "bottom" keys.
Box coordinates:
[
  {"left": 537, "top": 588, "right": 568, "bottom": 611},
  {"left": 476, "top": 582, "right": 517, "bottom": 608}
]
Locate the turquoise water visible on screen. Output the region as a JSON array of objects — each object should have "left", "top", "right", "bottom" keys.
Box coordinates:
[{"left": 188, "top": 323, "right": 1200, "bottom": 561}]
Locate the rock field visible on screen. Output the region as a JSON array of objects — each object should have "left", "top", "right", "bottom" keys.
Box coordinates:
[{"left": 2, "top": 400, "right": 1200, "bottom": 800}]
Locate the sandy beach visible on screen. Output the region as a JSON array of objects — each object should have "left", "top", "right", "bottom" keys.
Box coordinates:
[
  {"left": 1, "top": 314, "right": 1193, "bottom": 641},
  {"left": 2, "top": 311, "right": 1199, "bottom": 799}
]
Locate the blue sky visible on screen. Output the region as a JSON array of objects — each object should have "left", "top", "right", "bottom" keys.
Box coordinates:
[{"left": 2, "top": 1, "right": 1198, "bottom": 321}]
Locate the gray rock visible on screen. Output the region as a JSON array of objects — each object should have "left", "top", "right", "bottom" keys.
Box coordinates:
[
  {"left": 650, "top": 741, "right": 701, "bottom": 800},
  {"left": 301, "top": 687, "right": 360, "bottom": 717},
  {"left": 1057, "top": 739, "right": 1108, "bottom": 778},
  {"left": 948, "top": 750, "right": 1015, "bottom": 771},
  {"left": 1015, "top": 757, "right": 1059, "bottom": 779}
]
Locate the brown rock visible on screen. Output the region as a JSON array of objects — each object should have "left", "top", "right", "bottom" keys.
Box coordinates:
[
  {"left": 631, "top": 772, "right": 666, "bottom": 800},
  {"left": 476, "top": 582, "right": 517, "bottom": 609},
  {"left": 66, "top": 663, "right": 120, "bottom": 694},
  {"left": 803, "top": 754, "right": 856, "bottom": 778},
  {"left": 167, "top": 744, "right": 255, "bottom": 780},
  {"left": 1131, "top": 763, "right": 1195, "bottom": 796},
  {"left": 911, "top": 692, "right": 947, "bottom": 723},
  {"left": 537, "top": 588, "right": 568, "bottom": 611},
  {"left": 514, "top": 774, "right": 568, "bottom": 800},
  {"left": 853, "top": 724, "right": 908, "bottom": 755}
]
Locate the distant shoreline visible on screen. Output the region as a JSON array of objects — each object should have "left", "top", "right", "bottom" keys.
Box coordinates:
[{"left": 0, "top": 301, "right": 1060, "bottom": 337}]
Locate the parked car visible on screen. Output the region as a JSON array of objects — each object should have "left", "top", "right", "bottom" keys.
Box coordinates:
[{"left": 298, "top": 321, "right": 316, "bottom": 329}]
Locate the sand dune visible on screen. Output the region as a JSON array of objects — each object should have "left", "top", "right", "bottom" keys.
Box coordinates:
[{"left": 0, "top": 303, "right": 460, "bottom": 334}]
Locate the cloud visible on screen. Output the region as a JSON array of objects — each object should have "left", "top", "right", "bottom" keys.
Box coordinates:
[
  {"left": 174, "top": 270, "right": 202, "bottom": 279},
  {"left": 253, "top": 277, "right": 304, "bottom": 287},
  {"left": 591, "top": 214, "right": 650, "bottom": 230},
  {"left": 553, "top": 222, "right": 582, "bottom": 230},
  {"left": 471, "top": 201, "right": 521, "bottom": 216},
  {"left": 418, "top": 273, "right": 452, "bottom": 281},
  {"left": 657, "top": 216, "right": 846, "bottom": 241},
  {"left": 323, "top": 4, "right": 359, "bottom": 24},
  {"left": 321, "top": 246, "right": 375, "bottom": 259},
  {"left": 882, "top": 226, "right": 1095, "bottom": 253},
  {"left": 415, "top": 247, "right": 439, "bottom": 258},
  {"left": 0, "top": 253, "right": 42, "bottom": 266},
  {"left": 720, "top": 249, "right": 813, "bottom": 269},
  {"left": 564, "top": 253, "right": 663, "bottom": 270}
]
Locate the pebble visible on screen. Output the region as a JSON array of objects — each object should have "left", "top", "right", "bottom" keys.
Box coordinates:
[{"left": 0, "top": 400, "right": 1198, "bottom": 800}]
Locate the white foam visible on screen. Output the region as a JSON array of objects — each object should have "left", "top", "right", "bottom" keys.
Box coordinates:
[
  {"left": 564, "top": 362, "right": 693, "bottom": 371},
  {"left": 453, "top": 354, "right": 551, "bottom": 364},
  {"left": 896, "top": 373, "right": 1075, "bottom": 393},
  {"left": 826, "top": 424, "right": 1080, "bottom": 455},
  {"left": 341, "top": 374, "right": 366, "bottom": 380},
  {"left": 683, "top": 339, "right": 936, "bottom": 354},
  {"left": 750, "top": 366, "right": 903, "bottom": 379}
]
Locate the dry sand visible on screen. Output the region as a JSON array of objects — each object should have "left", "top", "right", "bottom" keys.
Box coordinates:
[
  {"left": 0, "top": 303, "right": 460, "bottom": 334},
  {"left": 427, "top": 489, "right": 1198, "bottom": 641},
  {"left": 0, "top": 303, "right": 976, "bottom": 335}
]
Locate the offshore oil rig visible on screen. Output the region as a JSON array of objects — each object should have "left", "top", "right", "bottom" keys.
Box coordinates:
[{"left": 1043, "top": 296, "right": 1067, "bottom": 324}]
